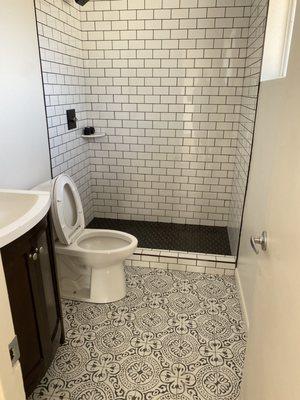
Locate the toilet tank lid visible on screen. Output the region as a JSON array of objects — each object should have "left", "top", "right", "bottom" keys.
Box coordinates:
[{"left": 51, "top": 174, "right": 85, "bottom": 245}]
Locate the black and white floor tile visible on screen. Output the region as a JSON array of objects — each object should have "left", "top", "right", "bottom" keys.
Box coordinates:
[{"left": 29, "top": 267, "right": 246, "bottom": 400}]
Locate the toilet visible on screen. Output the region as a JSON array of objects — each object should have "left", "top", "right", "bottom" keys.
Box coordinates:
[{"left": 38, "top": 174, "right": 138, "bottom": 304}]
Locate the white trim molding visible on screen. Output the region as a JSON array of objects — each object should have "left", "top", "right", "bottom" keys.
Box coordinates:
[{"left": 235, "top": 268, "right": 249, "bottom": 331}]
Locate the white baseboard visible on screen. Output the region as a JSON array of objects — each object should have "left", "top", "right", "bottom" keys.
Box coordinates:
[{"left": 235, "top": 268, "right": 249, "bottom": 331}]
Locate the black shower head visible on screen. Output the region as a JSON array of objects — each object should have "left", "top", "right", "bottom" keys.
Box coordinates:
[{"left": 75, "top": 0, "right": 89, "bottom": 6}]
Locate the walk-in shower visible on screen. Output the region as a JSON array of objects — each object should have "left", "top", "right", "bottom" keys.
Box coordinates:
[{"left": 37, "top": 0, "right": 269, "bottom": 274}]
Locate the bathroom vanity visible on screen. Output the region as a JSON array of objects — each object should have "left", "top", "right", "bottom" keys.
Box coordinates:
[
  {"left": 0, "top": 190, "right": 64, "bottom": 397},
  {"left": 1, "top": 215, "right": 64, "bottom": 396}
]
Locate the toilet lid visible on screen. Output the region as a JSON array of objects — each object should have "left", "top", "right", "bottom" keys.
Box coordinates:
[{"left": 51, "top": 174, "right": 85, "bottom": 245}]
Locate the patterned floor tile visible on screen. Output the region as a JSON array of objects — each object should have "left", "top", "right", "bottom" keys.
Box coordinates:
[{"left": 28, "top": 266, "right": 246, "bottom": 400}]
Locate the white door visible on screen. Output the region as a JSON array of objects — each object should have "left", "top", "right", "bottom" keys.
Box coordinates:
[{"left": 238, "top": 3, "right": 300, "bottom": 399}]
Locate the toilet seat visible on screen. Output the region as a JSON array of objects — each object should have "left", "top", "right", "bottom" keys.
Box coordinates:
[
  {"left": 51, "top": 174, "right": 85, "bottom": 245},
  {"left": 55, "top": 229, "right": 137, "bottom": 257}
]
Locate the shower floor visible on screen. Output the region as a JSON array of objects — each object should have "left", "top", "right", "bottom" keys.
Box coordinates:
[
  {"left": 29, "top": 266, "right": 246, "bottom": 400},
  {"left": 87, "top": 218, "right": 232, "bottom": 255}
]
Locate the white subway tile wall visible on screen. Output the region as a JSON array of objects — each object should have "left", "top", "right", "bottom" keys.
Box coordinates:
[
  {"left": 35, "top": 0, "right": 94, "bottom": 223},
  {"left": 83, "top": 0, "right": 250, "bottom": 226},
  {"left": 35, "top": 0, "right": 267, "bottom": 253},
  {"left": 227, "top": 0, "right": 269, "bottom": 254}
]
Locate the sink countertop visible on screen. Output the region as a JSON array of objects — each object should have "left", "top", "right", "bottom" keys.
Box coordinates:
[{"left": 0, "top": 189, "right": 51, "bottom": 248}]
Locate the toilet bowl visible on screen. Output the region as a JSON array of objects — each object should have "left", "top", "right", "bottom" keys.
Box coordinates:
[
  {"left": 43, "top": 174, "right": 138, "bottom": 303},
  {"left": 55, "top": 229, "right": 137, "bottom": 303}
]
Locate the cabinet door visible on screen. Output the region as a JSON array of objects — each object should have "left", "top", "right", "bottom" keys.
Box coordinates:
[
  {"left": 1, "top": 216, "right": 64, "bottom": 397},
  {"left": 35, "top": 218, "right": 62, "bottom": 354},
  {"left": 1, "top": 231, "right": 49, "bottom": 396}
]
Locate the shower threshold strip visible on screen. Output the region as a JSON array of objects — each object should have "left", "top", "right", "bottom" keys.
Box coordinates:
[{"left": 126, "top": 247, "right": 236, "bottom": 276}]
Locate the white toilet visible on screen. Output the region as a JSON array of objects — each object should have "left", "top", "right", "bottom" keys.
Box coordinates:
[{"left": 38, "top": 174, "right": 138, "bottom": 304}]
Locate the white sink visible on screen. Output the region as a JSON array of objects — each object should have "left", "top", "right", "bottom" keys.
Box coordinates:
[{"left": 0, "top": 189, "right": 50, "bottom": 248}]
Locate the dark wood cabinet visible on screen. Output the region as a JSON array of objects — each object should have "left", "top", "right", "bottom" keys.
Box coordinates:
[{"left": 1, "top": 215, "right": 64, "bottom": 397}]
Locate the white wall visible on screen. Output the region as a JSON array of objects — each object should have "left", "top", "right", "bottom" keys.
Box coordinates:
[
  {"left": 0, "top": 0, "right": 51, "bottom": 398},
  {"left": 0, "top": 0, "right": 51, "bottom": 189}
]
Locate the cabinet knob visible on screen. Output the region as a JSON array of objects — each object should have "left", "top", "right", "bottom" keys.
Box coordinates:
[
  {"left": 29, "top": 252, "right": 38, "bottom": 261},
  {"left": 38, "top": 246, "right": 44, "bottom": 254}
]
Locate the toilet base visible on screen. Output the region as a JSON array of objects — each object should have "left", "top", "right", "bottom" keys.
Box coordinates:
[
  {"left": 90, "top": 262, "right": 126, "bottom": 303},
  {"left": 56, "top": 254, "right": 126, "bottom": 304}
]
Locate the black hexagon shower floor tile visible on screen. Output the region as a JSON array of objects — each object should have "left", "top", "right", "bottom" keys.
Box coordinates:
[{"left": 28, "top": 266, "right": 247, "bottom": 400}]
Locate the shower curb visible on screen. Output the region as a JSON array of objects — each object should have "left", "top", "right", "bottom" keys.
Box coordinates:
[{"left": 125, "top": 247, "right": 236, "bottom": 276}]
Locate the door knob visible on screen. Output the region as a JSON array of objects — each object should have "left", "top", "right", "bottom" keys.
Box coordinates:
[{"left": 250, "top": 231, "right": 267, "bottom": 254}]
